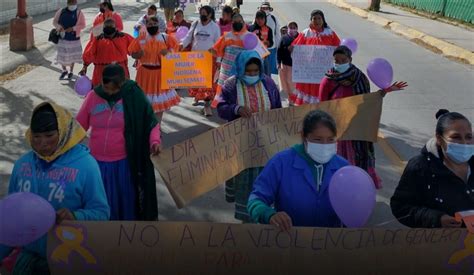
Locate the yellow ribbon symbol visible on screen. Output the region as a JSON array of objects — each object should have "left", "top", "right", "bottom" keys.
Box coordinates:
[
  {"left": 50, "top": 225, "right": 97, "bottom": 265},
  {"left": 448, "top": 233, "right": 474, "bottom": 265}
]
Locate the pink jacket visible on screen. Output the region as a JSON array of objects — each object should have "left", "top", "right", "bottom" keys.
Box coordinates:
[
  {"left": 76, "top": 91, "right": 161, "bottom": 162},
  {"left": 53, "top": 8, "right": 86, "bottom": 38}
]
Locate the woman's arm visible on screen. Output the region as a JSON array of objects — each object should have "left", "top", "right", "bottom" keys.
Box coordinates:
[
  {"left": 74, "top": 10, "right": 86, "bottom": 34},
  {"left": 76, "top": 90, "right": 93, "bottom": 131},
  {"left": 217, "top": 78, "right": 240, "bottom": 121},
  {"left": 53, "top": 9, "right": 62, "bottom": 30},
  {"left": 390, "top": 158, "right": 445, "bottom": 228}
]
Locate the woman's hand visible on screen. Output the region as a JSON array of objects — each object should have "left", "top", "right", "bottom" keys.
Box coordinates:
[
  {"left": 208, "top": 48, "right": 217, "bottom": 56},
  {"left": 151, "top": 143, "right": 161, "bottom": 156},
  {"left": 440, "top": 214, "right": 462, "bottom": 228},
  {"left": 238, "top": 106, "right": 252, "bottom": 118},
  {"left": 56, "top": 208, "right": 75, "bottom": 224},
  {"left": 131, "top": 49, "right": 144, "bottom": 59},
  {"left": 65, "top": 27, "right": 74, "bottom": 33},
  {"left": 381, "top": 81, "right": 408, "bottom": 97},
  {"left": 160, "top": 49, "right": 170, "bottom": 56},
  {"left": 270, "top": 212, "right": 293, "bottom": 231}
]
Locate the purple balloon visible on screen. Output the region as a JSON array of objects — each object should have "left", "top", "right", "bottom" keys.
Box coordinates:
[
  {"left": 340, "top": 38, "right": 358, "bottom": 54},
  {"left": 243, "top": 33, "right": 259, "bottom": 50},
  {"left": 74, "top": 75, "right": 92, "bottom": 96},
  {"left": 367, "top": 58, "right": 393, "bottom": 89},
  {"left": 176, "top": 26, "right": 189, "bottom": 41},
  {"left": 0, "top": 192, "right": 55, "bottom": 246},
  {"left": 329, "top": 166, "right": 376, "bottom": 228}
]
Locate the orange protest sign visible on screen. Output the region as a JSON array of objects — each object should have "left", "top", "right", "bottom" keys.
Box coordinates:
[
  {"left": 455, "top": 210, "right": 474, "bottom": 233},
  {"left": 161, "top": 51, "right": 213, "bottom": 89}
]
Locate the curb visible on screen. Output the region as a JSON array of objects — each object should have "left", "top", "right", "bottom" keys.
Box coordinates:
[
  {"left": 328, "top": 0, "right": 474, "bottom": 65},
  {"left": 0, "top": 1, "right": 150, "bottom": 75}
]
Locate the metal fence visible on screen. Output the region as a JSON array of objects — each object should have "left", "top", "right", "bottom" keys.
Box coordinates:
[{"left": 384, "top": 0, "right": 473, "bottom": 23}]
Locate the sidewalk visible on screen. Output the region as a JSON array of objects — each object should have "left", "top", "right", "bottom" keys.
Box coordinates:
[
  {"left": 0, "top": 0, "right": 155, "bottom": 75},
  {"left": 328, "top": 0, "right": 474, "bottom": 64}
]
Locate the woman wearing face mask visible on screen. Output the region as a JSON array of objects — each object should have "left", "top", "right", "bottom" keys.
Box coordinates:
[
  {"left": 248, "top": 10, "right": 274, "bottom": 76},
  {"left": 277, "top": 21, "right": 298, "bottom": 105},
  {"left": 91, "top": 1, "right": 123, "bottom": 37},
  {"left": 391, "top": 110, "right": 474, "bottom": 228},
  {"left": 248, "top": 110, "right": 349, "bottom": 230},
  {"left": 0, "top": 102, "right": 110, "bottom": 274},
  {"left": 319, "top": 46, "right": 407, "bottom": 189},
  {"left": 80, "top": 18, "right": 133, "bottom": 87},
  {"left": 180, "top": 6, "right": 221, "bottom": 116},
  {"left": 217, "top": 50, "right": 281, "bottom": 222},
  {"left": 76, "top": 64, "right": 161, "bottom": 221},
  {"left": 210, "top": 13, "right": 249, "bottom": 108},
  {"left": 128, "top": 16, "right": 180, "bottom": 122},
  {"left": 52, "top": 0, "right": 86, "bottom": 80},
  {"left": 218, "top": 6, "right": 233, "bottom": 34},
  {"left": 289, "top": 10, "right": 340, "bottom": 106}
]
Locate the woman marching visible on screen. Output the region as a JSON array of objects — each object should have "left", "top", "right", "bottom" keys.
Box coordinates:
[
  {"left": 128, "top": 16, "right": 181, "bottom": 122},
  {"left": 217, "top": 50, "right": 281, "bottom": 222},
  {"left": 289, "top": 10, "right": 340, "bottom": 105},
  {"left": 211, "top": 13, "right": 249, "bottom": 108},
  {"left": 52, "top": 0, "right": 86, "bottom": 80},
  {"left": 248, "top": 10, "right": 273, "bottom": 76},
  {"left": 180, "top": 5, "right": 221, "bottom": 116},
  {"left": 319, "top": 45, "right": 407, "bottom": 188},
  {"left": 80, "top": 18, "right": 133, "bottom": 87},
  {"left": 77, "top": 64, "right": 161, "bottom": 221},
  {"left": 91, "top": 1, "right": 123, "bottom": 37}
]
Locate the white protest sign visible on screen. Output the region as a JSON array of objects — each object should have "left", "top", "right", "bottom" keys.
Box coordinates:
[{"left": 291, "top": 45, "right": 335, "bottom": 84}]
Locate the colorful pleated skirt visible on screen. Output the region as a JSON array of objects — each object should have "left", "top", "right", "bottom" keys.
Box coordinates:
[{"left": 135, "top": 66, "right": 180, "bottom": 112}]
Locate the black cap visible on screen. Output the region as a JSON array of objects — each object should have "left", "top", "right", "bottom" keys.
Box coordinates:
[{"left": 333, "top": 45, "right": 352, "bottom": 58}]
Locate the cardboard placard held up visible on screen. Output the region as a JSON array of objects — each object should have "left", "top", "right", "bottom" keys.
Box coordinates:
[
  {"left": 47, "top": 221, "right": 473, "bottom": 275},
  {"left": 152, "top": 92, "right": 382, "bottom": 208},
  {"left": 161, "top": 51, "right": 213, "bottom": 89},
  {"left": 291, "top": 45, "right": 335, "bottom": 84}
]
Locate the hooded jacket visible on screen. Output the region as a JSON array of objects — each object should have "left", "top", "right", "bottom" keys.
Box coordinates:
[{"left": 390, "top": 138, "right": 474, "bottom": 228}]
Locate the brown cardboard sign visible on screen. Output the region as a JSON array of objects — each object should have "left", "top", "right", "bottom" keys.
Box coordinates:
[
  {"left": 47, "top": 221, "right": 473, "bottom": 275},
  {"left": 152, "top": 92, "right": 383, "bottom": 208}
]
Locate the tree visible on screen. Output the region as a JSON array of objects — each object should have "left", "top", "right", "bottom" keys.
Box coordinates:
[{"left": 369, "top": 0, "right": 381, "bottom": 11}]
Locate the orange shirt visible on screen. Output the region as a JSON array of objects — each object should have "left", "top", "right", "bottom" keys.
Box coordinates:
[
  {"left": 83, "top": 33, "right": 133, "bottom": 65},
  {"left": 92, "top": 11, "right": 124, "bottom": 32},
  {"left": 212, "top": 30, "right": 248, "bottom": 58},
  {"left": 128, "top": 33, "right": 179, "bottom": 66}
]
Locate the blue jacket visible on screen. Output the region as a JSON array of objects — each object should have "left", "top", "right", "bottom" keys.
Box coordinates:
[
  {"left": 248, "top": 148, "right": 349, "bottom": 227},
  {"left": 0, "top": 144, "right": 110, "bottom": 260}
]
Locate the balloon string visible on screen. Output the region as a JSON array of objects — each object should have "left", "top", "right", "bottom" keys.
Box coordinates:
[{"left": 374, "top": 214, "right": 411, "bottom": 227}]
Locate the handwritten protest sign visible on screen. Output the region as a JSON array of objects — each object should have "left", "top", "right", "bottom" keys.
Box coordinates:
[
  {"left": 152, "top": 92, "right": 382, "bottom": 208},
  {"left": 161, "top": 51, "right": 213, "bottom": 89},
  {"left": 47, "top": 221, "right": 473, "bottom": 275},
  {"left": 254, "top": 40, "right": 270, "bottom": 59},
  {"left": 291, "top": 45, "right": 335, "bottom": 84}
]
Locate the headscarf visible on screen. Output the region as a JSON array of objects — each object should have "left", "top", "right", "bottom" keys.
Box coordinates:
[
  {"left": 26, "top": 102, "right": 86, "bottom": 162},
  {"left": 325, "top": 64, "right": 370, "bottom": 95},
  {"left": 232, "top": 50, "right": 264, "bottom": 81}
]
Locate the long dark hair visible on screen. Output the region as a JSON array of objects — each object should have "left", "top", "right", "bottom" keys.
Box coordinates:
[
  {"left": 435, "top": 109, "right": 471, "bottom": 137},
  {"left": 302, "top": 110, "right": 337, "bottom": 137},
  {"left": 310, "top": 9, "right": 328, "bottom": 29},
  {"left": 200, "top": 5, "right": 216, "bottom": 21},
  {"left": 101, "top": 1, "right": 114, "bottom": 12}
]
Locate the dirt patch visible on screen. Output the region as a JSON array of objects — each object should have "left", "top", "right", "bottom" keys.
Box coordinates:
[
  {"left": 0, "top": 64, "right": 37, "bottom": 83},
  {"left": 410, "top": 38, "right": 443, "bottom": 54}
]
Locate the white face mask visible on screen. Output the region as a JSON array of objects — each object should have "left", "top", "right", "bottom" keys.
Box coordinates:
[
  {"left": 306, "top": 141, "right": 337, "bottom": 164},
  {"left": 68, "top": 5, "right": 77, "bottom": 11}
]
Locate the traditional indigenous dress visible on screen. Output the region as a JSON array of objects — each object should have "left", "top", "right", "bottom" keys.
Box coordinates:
[
  {"left": 319, "top": 65, "right": 382, "bottom": 189},
  {"left": 91, "top": 10, "right": 123, "bottom": 37},
  {"left": 181, "top": 20, "right": 221, "bottom": 102},
  {"left": 217, "top": 50, "right": 282, "bottom": 222},
  {"left": 83, "top": 32, "right": 133, "bottom": 87},
  {"left": 289, "top": 27, "right": 340, "bottom": 105},
  {"left": 128, "top": 33, "right": 180, "bottom": 112},
  {"left": 52, "top": 7, "right": 85, "bottom": 66},
  {"left": 211, "top": 28, "right": 249, "bottom": 107},
  {"left": 77, "top": 80, "right": 161, "bottom": 220}
]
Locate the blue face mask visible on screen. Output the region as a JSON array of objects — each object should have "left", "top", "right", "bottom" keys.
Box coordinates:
[
  {"left": 334, "top": 63, "right": 350, "bottom": 73},
  {"left": 242, "top": 75, "right": 260, "bottom": 85},
  {"left": 445, "top": 141, "right": 474, "bottom": 164}
]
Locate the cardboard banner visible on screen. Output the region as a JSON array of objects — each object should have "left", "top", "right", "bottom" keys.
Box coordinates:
[
  {"left": 291, "top": 45, "right": 335, "bottom": 84},
  {"left": 152, "top": 93, "right": 382, "bottom": 208},
  {"left": 161, "top": 51, "right": 213, "bottom": 89},
  {"left": 47, "top": 221, "right": 473, "bottom": 275}
]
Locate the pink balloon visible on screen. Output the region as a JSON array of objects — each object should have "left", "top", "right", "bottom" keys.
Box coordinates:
[
  {"left": 74, "top": 75, "right": 92, "bottom": 96},
  {"left": 243, "top": 33, "right": 259, "bottom": 50},
  {"left": 329, "top": 166, "right": 376, "bottom": 228},
  {"left": 341, "top": 38, "right": 358, "bottom": 54},
  {"left": 367, "top": 58, "right": 394, "bottom": 89},
  {"left": 0, "top": 192, "right": 56, "bottom": 246},
  {"left": 176, "top": 26, "right": 189, "bottom": 41}
]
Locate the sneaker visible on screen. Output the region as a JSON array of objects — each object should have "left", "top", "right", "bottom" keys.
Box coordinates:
[
  {"left": 67, "top": 72, "right": 73, "bottom": 80},
  {"left": 59, "top": 71, "right": 68, "bottom": 80}
]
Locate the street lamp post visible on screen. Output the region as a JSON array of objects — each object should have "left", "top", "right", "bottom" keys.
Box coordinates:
[{"left": 10, "top": 0, "right": 35, "bottom": 51}]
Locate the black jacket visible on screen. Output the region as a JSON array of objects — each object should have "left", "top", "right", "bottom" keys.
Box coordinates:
[
  {"left": 248, "top": 24, "right": 274, "bottom": 49},
  {"left": 390, "top": 138, "right": 474, "bottom": 228},
  {"left": 277, "top": 34, "right": 296, "bottom": 66}
]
